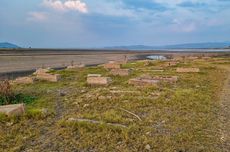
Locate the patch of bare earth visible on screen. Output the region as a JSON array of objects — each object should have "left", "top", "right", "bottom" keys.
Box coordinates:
[{"left": 219, "top": 66, "right": 230, "bottom": 151}]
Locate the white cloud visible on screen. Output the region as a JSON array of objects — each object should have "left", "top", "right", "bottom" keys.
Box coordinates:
[
  {"left": 27, "top": 12, "right": 48, "bottom": 22},
  {"left": 43, "top": 0, "right": 88, "bottom": 13}
]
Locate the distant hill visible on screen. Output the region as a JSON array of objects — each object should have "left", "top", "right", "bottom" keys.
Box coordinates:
[
  {"left": 106, "top": 42, "right": 230, "bottom": 50},
  {"left": 0, "top": 42, "right": 20, "bottom": 48}
]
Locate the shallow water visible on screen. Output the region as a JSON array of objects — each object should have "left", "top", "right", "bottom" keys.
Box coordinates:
[{"left": 146, "top": 55, "right": 167, "bottom": 60}]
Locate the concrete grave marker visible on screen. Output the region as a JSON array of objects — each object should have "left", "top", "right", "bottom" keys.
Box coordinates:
[
  {"left": 87, "top": 74, "right": 112, "bottom": 85},
  {"left": 0, "top": 104, "right": 25, "bottom": 116},
  {"left": 110, "top": 69, "right": 131, "bottom": 76},
  {"left": 14, "top": 77, "right": 35, "bottom": 84}
]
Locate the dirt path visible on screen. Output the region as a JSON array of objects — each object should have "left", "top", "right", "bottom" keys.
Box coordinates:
[
  {"left": 22, "top": 91, "right": 67, "bottom": 152},
  {"left": 219, "top": 66, "right": 230, "bottom": 151}
]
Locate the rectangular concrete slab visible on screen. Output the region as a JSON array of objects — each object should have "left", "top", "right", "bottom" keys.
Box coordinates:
[
  {"left": 87, "top": 76, "right": 112, "bottom": 85},
  {"left": 110, "top": 69, "right": 131, "bottom": 76},
  {"left": 0, "top": 104, "right": 25, "bottom": 116}
]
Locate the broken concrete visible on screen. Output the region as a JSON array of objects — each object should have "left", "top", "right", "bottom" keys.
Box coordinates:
[
  {"left": 36, "top": 73, "right": 61, "bottom": 82},
  {"left": 87, "top": 75, "right": 112, "bottom": 85},
  {"left": 103, "top": 63, "right": 121, "bottom": 70},
  {"left": 176, "top": 68, "right": 200, "bottom": 73},
  {"left": 110, "top": 69, "right": 131, "bottom": 76},
  {"left": 162, "top": 61, "right": 179, "bottom": 67},
  {"left": 33, "top": 68, "right": 51, "bottom": 75},
  {"left": 129, "top": 78, "right": 159, "bottom": 86},
  {"left": 129, "top": 75, "right": 178, "bottom": 86},
  {"left": 14, "top": 77, "right": 35, "bottom": 84},
  {"left": 0, "top": 104, "right": 25, "bottom": 116},
  {"left": 67, "top": 64, "right": 85, "bottom": 69}
]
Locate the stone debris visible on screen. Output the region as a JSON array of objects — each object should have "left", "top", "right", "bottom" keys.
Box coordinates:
[
  {"left": 129, "top": 78, "right": 159, "bottom": 86},
  {"left": 103, "top": 63, "right": 121, "bottom": 70},
  {"left": 33, "top": 68, "right": 51, "bottom": 75},
  {"left": 67, "top": 64, "right": 85, "bottom": 69},
  {"left": 87, "top": 74, "right": 112, "bottom": 85},
  {"left": 176, "top": 68, "right": 200, "bottom": 73},
  {"left": 67, "top": 118, "right": 128, "bottom": 128},
  {"left": 87, "top": 74, "right": 102, "bottom": 77},
  {"left": 145, "top": 144, "right": 151, "bottom": 151},
  {"left": 0, "top": 104, "right": 25, "bottom": 116},
  {"left": 34, "top": 68, "right": 61, "bottom": 82},
  {"left": 36, "top": 73, "right": 61, "bottom": 82},
  {"left": 14, "top": 77, "right": 35, "bottom": 84},
  {"left": 162, "top": 61, "right": 179, "bottom": 67},
  {"left": 129, "top": 76, "right": 178, "bottom": 86},
  {"left": 110, "top": 69, "right": 131, "bottom": 76}
]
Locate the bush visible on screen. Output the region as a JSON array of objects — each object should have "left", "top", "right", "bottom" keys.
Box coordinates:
[{"left": 0, "top": 80, "right": 36, "bottom": 105}]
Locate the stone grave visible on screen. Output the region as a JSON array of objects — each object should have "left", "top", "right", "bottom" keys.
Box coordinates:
[
  {"left": 0, "top": 104, "right": 25, "bottom": 116},
  {"left": 87, "top": 74, "right": 112, "bottom": 85},
  {"left": 110, "top": 69, "right": 131, "bottom": 76}
]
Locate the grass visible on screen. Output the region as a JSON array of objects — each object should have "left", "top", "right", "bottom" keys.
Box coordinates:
[{"left": 0, "top": 57, "right": 229, "bottom": 151}]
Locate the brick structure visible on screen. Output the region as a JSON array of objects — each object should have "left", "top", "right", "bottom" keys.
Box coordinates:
[
  {"left": 0, "top": 104, "right": 25, "bottom": 116},
  {"left": 110, "top": 69, "right": 131, "bottom": 76},
  {"left": 87, "top": 74, "right": 112, "bottom": 85},
  {"left": 14, "top": 77, "right": 35, "bottom": 84},
  {"left": 176, "top": 68, "right": 200, "bottom": 73}
]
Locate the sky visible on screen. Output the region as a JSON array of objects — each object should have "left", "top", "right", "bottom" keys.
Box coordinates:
[{"left": 0, "top": 0, "right": 230, "bottom": 48}]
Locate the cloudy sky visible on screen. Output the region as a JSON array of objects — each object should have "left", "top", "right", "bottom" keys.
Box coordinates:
[{"left": 0, "top": 0, "right": 230, "bottom": 48}]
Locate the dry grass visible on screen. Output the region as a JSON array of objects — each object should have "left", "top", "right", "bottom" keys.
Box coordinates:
[{"left": 0, "top": 57, "right": 229, "bottom": 151}]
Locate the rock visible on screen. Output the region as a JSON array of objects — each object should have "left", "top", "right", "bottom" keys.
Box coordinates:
[
  {"left": 145, "top": 144, "right": 151, "bottom": 151},
  {"left": 0, "top": 104, "right": 25, "bottom": 116},
  {"left": 83, "top": 104, "right": 89, "bottom": 108},
  {"left": 176, "top": 68, "right": 200, "bottom": 73},
  {"left": 14, "top": 77, "right": 35, "bottom": 84},
  {"left": 36, "top": 73, "right": 61, "bottom": 82},
  {"left": 87, "top": 75, "right": 112, "bottom": 86},
  {"left": 103, "top": 63, "right": 121, "bottom": 70},
  {"left": 67, "top": 64, "right": 85, "bottom": 69},
  {"left": 110, "top": 69, "right": 131, "bottom": 76},
  {"left": 33, "top": 68, "right": 51, "bottom": 75},
  {"left": 129, "top": 78, "right": 159, "bottom": 86}
]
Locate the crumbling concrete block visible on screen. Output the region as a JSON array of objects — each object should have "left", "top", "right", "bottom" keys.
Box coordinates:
[
  {"left": 34, "top": 68, "right": 51, "bottom": 75},
  {"left": 103, "top": 63, "right": 121, "bottom": 70},
  {"left": 0, "top": 104, "right": 25, "bottom": 116},
  {"left": 36, "top": 73, "right": 61, "bottom": 82},
  {"left": 151, "top": 76, "right": 178, "bottom": 83},
  {"left": 162, "top": 61, "right": 179, "bottom": 67},
  {"left": 129, "top": 75, "right": 178, "bottom": 86},
  {"left": 176, "top": 68, "right": 200, "bottom": 73},
  {"left": 110, "top": 69, "right": 131, "bottom": 76},
  {"left": 129, "top": 78, "right": 159, "bottom": 86},
  {"left": 87, "top": 75, "right": 112, "bottom": 85},
  {"left": 14, "top": 77, "right": 35, "bottom": 84},
  {"left": 67, "top": 64, "right": 85, "bottom": 69}
]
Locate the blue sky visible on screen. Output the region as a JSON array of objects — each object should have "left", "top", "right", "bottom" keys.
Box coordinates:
[{"left": 0, "top": 0, "right": 230, "bottom": 48}]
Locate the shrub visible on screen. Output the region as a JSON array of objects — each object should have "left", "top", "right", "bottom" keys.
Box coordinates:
[
  {"left": 0, "top": 80, "right": 14, "bottom": 105},
  {"left": 0, "top": 80, "right": 36, "bottom": 105}
]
